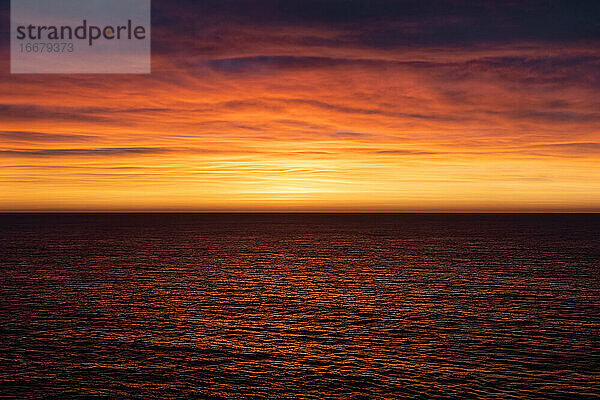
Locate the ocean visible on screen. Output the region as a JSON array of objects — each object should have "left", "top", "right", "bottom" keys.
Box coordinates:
[{"left": 1, "top": 213, "right": 599, "bottom": 399}]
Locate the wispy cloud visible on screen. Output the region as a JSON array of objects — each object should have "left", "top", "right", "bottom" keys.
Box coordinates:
[
  {"left": 332, "top": 131, "right": 377, "bottom": 138},
  {"left": 0, "top": 131, "right": 98, "bottom": 143},
  {"left": 376, "top": 150, "right": 440, "bottom": 155}
]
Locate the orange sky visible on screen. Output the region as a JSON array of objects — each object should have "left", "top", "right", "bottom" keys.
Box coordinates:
[{"left": 1, "top": 1, "right": 599, "bottom": 211}]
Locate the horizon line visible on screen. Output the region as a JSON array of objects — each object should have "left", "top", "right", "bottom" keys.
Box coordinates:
[{"left": 1, "top": 210, "right": 599, "bottom": 214}]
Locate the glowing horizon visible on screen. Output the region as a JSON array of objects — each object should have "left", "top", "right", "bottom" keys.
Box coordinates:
[{"left": 1, "top": 1, "right": 599, "bottom": 212}]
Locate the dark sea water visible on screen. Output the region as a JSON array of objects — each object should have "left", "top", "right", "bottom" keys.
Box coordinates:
[{"left": 1, "top": 213, "right": 599, "bottom": 399}]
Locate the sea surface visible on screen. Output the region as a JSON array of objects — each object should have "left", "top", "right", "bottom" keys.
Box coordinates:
[{"left": 0, "top": 213, "right": 599, "bottom": 399}]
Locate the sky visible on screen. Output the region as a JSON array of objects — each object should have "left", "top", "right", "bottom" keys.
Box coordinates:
[{"left": 1, "top": 0, "right": 599, "bottom": 211}]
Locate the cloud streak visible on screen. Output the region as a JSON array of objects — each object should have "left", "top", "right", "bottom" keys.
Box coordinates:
[{"left": 0, "top": 147, "right": 172, "bottom": 157}]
